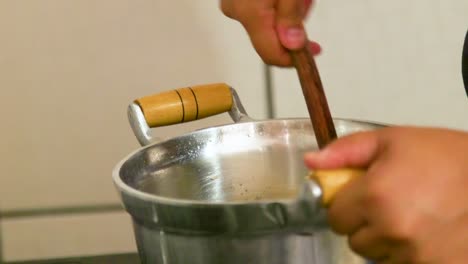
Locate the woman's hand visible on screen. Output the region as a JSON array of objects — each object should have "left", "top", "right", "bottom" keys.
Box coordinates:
[
  {"left": 305, "top": 127, "right": 468, "bottom": 263},
  {"left": 219, "top": 0, "right": 321, "bottom": 66}
]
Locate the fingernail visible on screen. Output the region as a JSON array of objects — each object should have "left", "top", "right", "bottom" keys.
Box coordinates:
[
  {"left": 278, "top": 26, "right": 305, "bottom": 50},
  {"left": 285, "top": 27, "right": 305, "bottom": 49}
]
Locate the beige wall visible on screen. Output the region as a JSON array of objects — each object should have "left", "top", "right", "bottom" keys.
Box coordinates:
[
  {"left": 0, "top": 0, "right": 266, "bottom": 212},
  {"left": 273, "top": 0, "right": 468, "bottom": 129},
  {"left": 0, "top": 0, "right": 265, "bottom": 261}
]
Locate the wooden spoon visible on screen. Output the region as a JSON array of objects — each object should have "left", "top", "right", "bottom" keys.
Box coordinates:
[
  {"left": 290, "top": 42, "right": 367, "bottom": 206},
  {"left": 290, "top": 45, "right": 337, "bottom": 148}
]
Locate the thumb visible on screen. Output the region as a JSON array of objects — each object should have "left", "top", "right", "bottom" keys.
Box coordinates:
[
  {"left": 303, "top": 0, "right": 314, "bottom": 18},
  {"left": 276, "top": 0, "right": 307, "bottom": 50},
  {"left": 304, "top": 131, "right": 383, "bottom": 170}
]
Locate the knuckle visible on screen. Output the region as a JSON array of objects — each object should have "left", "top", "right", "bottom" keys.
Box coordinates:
[
  {"left": 278, "top": 0, "right": 303, "bottom": 19},
  {"left": 219, "top": 0, "right": 237, "bottom": 19},
  {"left": 392, "top": 223, "right": 415, "bottom": 241},
  {"left": 277, "top": 17, "right": 302, "bottom": 28},
  {"left": 219, "top": 1, "right": 231, "bottom": 16},
  {"left": 280, "top": 15, "right": 303, "bottom": 25},
  {"left": 361, "top": 178, "right": 418, "bottom": 240},
  {"left": 383, "top": 215, "right": 417, "bottom": 242}
]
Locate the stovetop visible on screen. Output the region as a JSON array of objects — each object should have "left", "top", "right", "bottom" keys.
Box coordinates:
[{"left": 4, "top": 253, "right": 140, "bottom": 264}]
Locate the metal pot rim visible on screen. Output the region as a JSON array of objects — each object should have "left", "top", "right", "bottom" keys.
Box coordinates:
[{"left": 112, "top": 117, "right": 386, "bottom": 207}]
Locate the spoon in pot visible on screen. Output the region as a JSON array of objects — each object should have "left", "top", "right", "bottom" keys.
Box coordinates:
[
  {"left": 290, "top": 44, "right": 337, "bottom": 148},
  {"left": 289, "top": 40, "right": 364, "bottom": 207}
]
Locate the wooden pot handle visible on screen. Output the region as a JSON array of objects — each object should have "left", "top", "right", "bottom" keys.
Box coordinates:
[
  {"left": 134, "top": 83, "right": 233, "bottom": 128},
  {"left": 309, "top": 169, "right": 365, "bottom": 207}
]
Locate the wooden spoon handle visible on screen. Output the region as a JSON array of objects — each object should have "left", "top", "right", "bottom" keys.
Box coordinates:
[{"left": 291, "top": 47, "right": 337, "bottom": 148}]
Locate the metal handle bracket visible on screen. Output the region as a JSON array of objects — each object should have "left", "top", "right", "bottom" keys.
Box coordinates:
[{"left": 128, "top": 87, "right": 249, "bottom": 146}]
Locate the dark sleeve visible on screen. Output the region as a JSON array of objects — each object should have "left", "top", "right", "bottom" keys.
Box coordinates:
[{"left": 463, "top": 29, "right": 467, "bottom": 97}]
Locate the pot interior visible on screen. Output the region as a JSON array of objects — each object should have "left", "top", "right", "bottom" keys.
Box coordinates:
[{"left": 119, "top": 119, "right": 381, "bottom": 203}]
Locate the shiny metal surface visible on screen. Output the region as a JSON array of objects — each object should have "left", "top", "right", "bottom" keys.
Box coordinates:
[
  {"left": 132, "top": 223, "right": 361, "bottom": 264},
  {"left": 128, "top": 102, "right": 153, "bottom": 146},
  {"left": 463, "top": 29, "right": 467, "bottom": 96},
  {"left": 114, "top": 118, "right": 383, "bottom": 264}
]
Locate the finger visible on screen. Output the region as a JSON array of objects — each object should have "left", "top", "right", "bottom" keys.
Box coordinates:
[
  {"left": 348, "top": 226, "right": 391, "bottom": 261},
  {"left": 326, "top": 174, "right": 365, "bottom": 234},
  {"left": 243, "top": 29, "right": 321, "bottom": 66},
  {"left": 276, "top": 0, "right": 307, "bottom": 50},
  {"left": 219, "top": 0, "right": 235, "bottom": 19},
  {"left": 304, "top": 130, "right": 383, "bottom": 170},
  {"left": 221, "top": 0, "right": 320, "bottom": 66},
  {"left": 220, "top": 1, "right": 293, "bottom": 66},
  {"left": 242, "top": 17, "right": 294, "bottom": 66},
  {"left": 303, "top": 0, "right": 313, "bottom": 18},
  {"left": 309, "top": 40, "right": 322, "bottom": 55}
]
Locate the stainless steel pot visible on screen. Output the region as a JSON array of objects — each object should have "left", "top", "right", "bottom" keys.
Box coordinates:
[{"left": 113, "top": 83, "right": 384, "bottom": 264}]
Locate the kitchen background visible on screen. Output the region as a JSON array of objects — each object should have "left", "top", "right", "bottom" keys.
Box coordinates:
[{"left": 0, "top": 0, "right": 467, "bottom": 262}]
